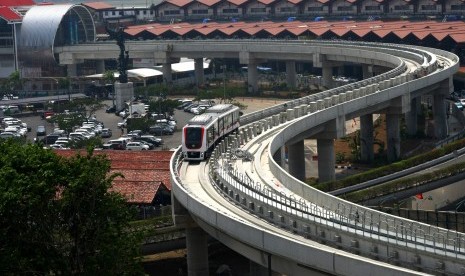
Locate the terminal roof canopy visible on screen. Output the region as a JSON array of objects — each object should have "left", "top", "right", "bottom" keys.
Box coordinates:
[{"left": 86, "top": 58, "right": 210, "bottom": 80}]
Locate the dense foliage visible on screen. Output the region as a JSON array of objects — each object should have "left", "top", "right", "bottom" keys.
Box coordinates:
[
  {"left": 0, "top": 141, "right": 144, "bottom": 275},
  {"left": 314, "top": 138, "right": 465, "bottom": 192}
]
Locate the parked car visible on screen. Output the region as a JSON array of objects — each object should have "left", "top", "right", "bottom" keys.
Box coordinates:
[
  {"left": 108, "top": 138, "right": 127, "bottom": 150},
  {"left": 49, "top": 144, "right": 70, "bottom": 150},
  {"left": 149, "top": 124, "right": 174, "bottom": 135},
  {"left": 106, "top": 105, "right": 116, "bottom": 113},
  {"left": 0, "top": 132, "right": 20, "bottom": 139},
  {"left": 455, "top": 102, "right": 464, "bottom": 111},
  {"left": 36, "top": 125, "right": 46, "bottom": 136},
  {"left": 117, "top": 119, "right": 127, "bottom": 128},
  {"left": 126, "top": 129, "right": 143, "bottom": 138},
  {"left": 41, "top": 134, "right": 61, "bottom": 145},
  {"left": 100, "top": 128, "right": 112, "bottom": 138},
  {"left": 140, "top": 135, "right": 163, "bottom": 146},
  {"left": 125, "top": 141, "right": 150, "bottom": 150},
  {"left": 69, "top": 132, "right": 89, "bottom": 141}
]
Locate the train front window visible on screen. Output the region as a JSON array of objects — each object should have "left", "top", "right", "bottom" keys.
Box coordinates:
[{"left": 185, "top": 127, "right": 203, "bottom": 149}]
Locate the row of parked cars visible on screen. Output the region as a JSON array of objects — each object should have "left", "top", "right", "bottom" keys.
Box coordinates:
[
  {"left": 40, "top": 119, "right": 109, "bottom": 149},
  {"left": 102, "top": 130, "right": 163, "bottom": 150},
  {"left": 176, "top": 99, "right": 214, "bottom": 115},
  {"left": 0, "top": 117, "right": 30, "bottom": 139}
]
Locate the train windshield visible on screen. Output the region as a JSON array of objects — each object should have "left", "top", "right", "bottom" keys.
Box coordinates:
[{"left": 185, "top": 127, "right": 203, "bottom": 149}]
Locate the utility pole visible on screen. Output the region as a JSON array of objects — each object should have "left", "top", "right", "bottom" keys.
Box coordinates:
[{"left": 221, "top": 65, "right": 226, "bottom": 103}]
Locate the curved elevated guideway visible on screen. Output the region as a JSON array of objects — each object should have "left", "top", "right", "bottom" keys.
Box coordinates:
[{"left": 162, "top": 40, "right": 465, "bottom": 275}]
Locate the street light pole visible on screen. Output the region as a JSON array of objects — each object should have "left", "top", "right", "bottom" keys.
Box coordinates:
[{"left": 221, "top": 65, "right": 226, "bottom": 103}]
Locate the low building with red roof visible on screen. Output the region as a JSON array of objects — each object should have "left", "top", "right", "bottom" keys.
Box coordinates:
[{"left": 55, "top": 150, "right": 173, "bottom": 206}]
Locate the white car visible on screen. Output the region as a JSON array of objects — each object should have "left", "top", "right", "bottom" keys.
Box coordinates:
[
  {"left": 69, "top": 132, "right": 88, "bottom": 141},
  {"left": 125, "top": 141, "right": 149, "bottom": 150},
  {"left": 49, "top": 144, "right": 70, "bottom": 150},
  {"left": 74, "top": 128, "right": 95, "bottom": 138},
  {"left": 117, "top": 119, "right": 127, "bottom": 128}
]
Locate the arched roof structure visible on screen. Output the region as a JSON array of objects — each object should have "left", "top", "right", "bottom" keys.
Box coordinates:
[{"left": 18, "top": 4, "right": 95, "bottom": 65}]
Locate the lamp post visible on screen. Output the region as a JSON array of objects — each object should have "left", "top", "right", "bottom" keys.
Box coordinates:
[
  {"left": 158, "top": 92, "right": 163, "bottom": 137},
  {"left": 220, "top": 65, "right": 226, "bottom": 103}
]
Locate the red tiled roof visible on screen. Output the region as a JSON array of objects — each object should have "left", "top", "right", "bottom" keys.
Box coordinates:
[
  {"left": 123, "top": 19, "right": 465, "bottom": 45},
  {"left": 197, "top": 0, "right": 222, "bottom": 6},
  {"left": 227, "top": 0, "right": 249, "bottom": 5},
  {"left": 166, "top": 0, "right": 193, "bottom": 7},
  {"left": 55, "top": 150, "right": 172, "bottom": 204},
  {"left": 111, "top": 181, "right": 164, "bottom": 204},
  {"left": 0, "top": 6, "right": 20, "bottom": 21},
  {"left": 286, "top": 0, "right": 302, "bottom": 4},
  {"left": 448, "top": 33, "right": 465, "bottom": 43},
  {"left": 0, "top": 0, "right": 34, "bottom": 6},
  {"left": 82, "top": 2, "right": 115, "bottom": 10},
  {"left": 258, "top": 0, "right": 275, "bottom": 4}
]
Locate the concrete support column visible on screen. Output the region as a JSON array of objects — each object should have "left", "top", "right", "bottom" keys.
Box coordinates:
[
  {"left": 248, "top": 61, "right": 258, "bottom": 94},
  {"left": 249, "top": 261, "right": 269, "bottom": 276},
  {"left": 285, "top": 60, "right": 297, "bottom": 89},
  {"left": 287, "top": 140, "right": 306, "bottom": 181},
  {"left": 194, "top": 58, "right": 204, "bottom": 86},
  {"left": 67, "top": 64, "right": 77, "bottom": 77},
  {"left": 273, "top": 146, "right": 286, "bottom": 167},
  {"left": 405, "top": 97, "right": 419, "bottom": 136},
  {"left": 317, "top": 139, "right": 335, "bottom": 182},
  {"left": 433, "top": 93, "right": 448, "bottom": 139},
  {"left": 162, "top": 63, "right": 172, "bottom": 84},
  {"left": 96, "top": 60, "right": 105, "bottom": 74},
  {"left": 186, "top": 227, "right": 209, "bottom": 276},
  {"left": 362, "top": 64, "right": 373, "bottom": 79},
  {"left": 337, "top": 65, "right": 345, "bottom": 77},
  {"left": 360, "top": 114, "right": 374, "bottom": 163},
  {"left": 386, "top": 113, "right": 400, "bottom": 162},
  {"left": 322, "top": 65, "right": 333, "bottom": 88}
]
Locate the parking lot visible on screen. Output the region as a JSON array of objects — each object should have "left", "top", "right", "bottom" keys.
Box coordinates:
[
  {"left": 19, "top": 100, "right": 190, "bottom": 150},
  {"left": 16, "top": 97, "right": 286, "bottom": 150}
]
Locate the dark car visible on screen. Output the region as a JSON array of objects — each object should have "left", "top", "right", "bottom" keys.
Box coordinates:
[
  {"left": 135, "top": 137, "right": 159, "bottom": 147},
  {"left": 36, "top": 125, "right": 46, "bottom": 136},
  {"left": 41, "top": 134, "right": 60, "bottom": 145},
  {"left": 105, "top": 105, "right": 116, "bottom": 113},
  {"left": 100, "top": 128, "right": 112, "bottom": 138},
  {"left": 149, "top": 125, "right": 174, "bottom": 135}
]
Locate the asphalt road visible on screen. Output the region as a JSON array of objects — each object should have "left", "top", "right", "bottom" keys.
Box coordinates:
[{"left": 20, "top": 100, "right": 193, "bottom": 150}]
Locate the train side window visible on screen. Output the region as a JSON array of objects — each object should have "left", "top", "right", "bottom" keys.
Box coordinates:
[{"left": 208, "top": 127, "right": 214, "bottom": 143}]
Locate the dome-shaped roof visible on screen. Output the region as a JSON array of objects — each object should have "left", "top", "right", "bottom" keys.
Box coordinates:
[{"left": 19, "top": 4, "right": 95, "bottom": 65}]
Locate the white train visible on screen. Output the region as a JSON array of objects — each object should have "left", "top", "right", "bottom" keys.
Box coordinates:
[{"left": 182, "top": 104, "right": 241, "bottom": 161}]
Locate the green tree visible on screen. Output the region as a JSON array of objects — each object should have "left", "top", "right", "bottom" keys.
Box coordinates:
[
  {"left": 58, "top": 77, "right": 71, "bottom": 101},
  {"left": 0, "top": 141, "right": 144, "bottom": 275},
  {"left": 71, "top": 97, "right": 104, "bottom": 120},
  {"left": 3, "top": 70, "right": 23, "bottom": 96},
  {"left": 103, "top": 70, "right": 116, "bottom": 106}
]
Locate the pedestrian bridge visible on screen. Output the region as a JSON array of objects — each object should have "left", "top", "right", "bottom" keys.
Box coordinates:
[{"left": 168, "top": 40, "right": 465, "bottom": 275}]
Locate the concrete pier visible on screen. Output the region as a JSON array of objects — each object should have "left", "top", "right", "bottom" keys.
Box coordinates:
[
  {"left": 317, "top": 139, "right": 335, "bottom": 182},
  {"left": 360, "top": 114, "right": 374, "bottom": 163},
  {"left": 186, "top": 227, "right": 209, "bottom": 276},
  {"left": 194, "top": 58, "right": 204, "bottom": 86},
  {"left": 287, "top": 140, "right": 306, "bottom": 181},
  {"left": 405, "top": 97, "right": 419, "bottom": 136},
  {"left": 386, "top": 113, "right": 400, "bottom": 162},
  {"left": 433, "top": 93, "right": 448, "bottom": 139},
  {"left": 286, "top": 60, "right": 296, "bottom": 89}
]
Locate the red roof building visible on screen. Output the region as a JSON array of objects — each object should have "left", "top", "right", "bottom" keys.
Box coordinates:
[{"left": 56, "top": 150, "right": 173, "bottom": 205}]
